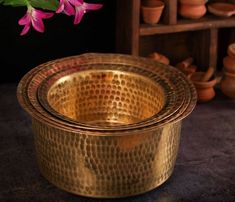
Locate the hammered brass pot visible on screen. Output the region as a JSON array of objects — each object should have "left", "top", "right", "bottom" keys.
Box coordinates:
[{"left": 17, "top": 53, "right": 197, "bottom": 198}]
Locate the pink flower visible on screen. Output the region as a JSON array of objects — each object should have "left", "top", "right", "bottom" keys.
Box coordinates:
[
  {"left": 18, "top": 7, "right": 54, "bottom": 35},
  {"left": 73, "top": 0, "right": 103, "bottom": 24},
  {"left": 56, "top": 0, "right": 78, "bottom": 16}
]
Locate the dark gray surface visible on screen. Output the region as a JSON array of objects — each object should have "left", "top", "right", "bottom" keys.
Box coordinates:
[{"left": 0, "top": 83, "right": 235, "bottom": 202}]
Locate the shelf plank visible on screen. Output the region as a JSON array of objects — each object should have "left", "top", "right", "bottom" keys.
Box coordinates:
[{"left": 140, "top": 16, "right": 235, "bottom": 35}]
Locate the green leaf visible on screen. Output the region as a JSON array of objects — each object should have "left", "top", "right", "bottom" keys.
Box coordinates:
[
  {"left": 1, "top": 0, "right": 27, "bottom": 7},
  {"left": 0, "top": 0, "right": 59, "bottom": 10},
  {"left": 29, "top": 0, "right": 58, "bottom": 11}
]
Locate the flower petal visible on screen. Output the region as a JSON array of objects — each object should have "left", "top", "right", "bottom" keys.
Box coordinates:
[
  {"left": 20, "top": 24, "right": 31, "bottom": 36},
  {"left": 56, "top": 0, "right": 65, "bottom": 13},
  {"left": 56, "top": 0, "right": 75, "bottom": 15},
  {"left": 18, "top": 13, "right": 30, "bottom": 25},
  {"left": 32, "top": 18, "right": 45, "bottom": 33},
  {"left": 69, "top": 0, "right": 83, "bottom": 6},
  {"left": 63, "top": 1, "right": 75, "bottom": 15},
  {"left": 84, "top": 3, "right": 103, "bottom": 11},
  {"left": 74, "top": 7, "right": 85, "bottom": 24},
  {"left": 35, "top": 10, "right": 54, "bottom": 19}
]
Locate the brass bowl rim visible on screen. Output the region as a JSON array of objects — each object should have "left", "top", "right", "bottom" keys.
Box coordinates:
[
  {"left": 17, "top": 53, "right": 196, "bottom": 133},
  {"left": 36, "top": 65, "right": 186, "bottom": 129},
  {"left": 17, "top": 53, "right": 197, "bottom": 135}
]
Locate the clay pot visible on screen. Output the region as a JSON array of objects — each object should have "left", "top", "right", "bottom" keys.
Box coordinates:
[
  {"left": 220, "top": 71, "right": 235, "bottom": 99},
  {"left": 227, "top": 43, "right": 235, "bottom": 59},
  {"left": 148, "top": 52, "right": 170, "bottom": 65},
  {"left": 207, "top": 2, "right": 235, "bottom": 17},
  {"left": 178, "top": 4, "right": 207, "bottom": 19},
  {"left": 223, "top": 56, "right": 235, "bottom": 73},
  {"left": 179, "top": 0, "right": 207, "bottom": 6},
  {"left": 190, "top": 72, "right": 217, "bottom": 103},
  {"left": 141, "top": 0, "right": 165, "bottom": 24}
]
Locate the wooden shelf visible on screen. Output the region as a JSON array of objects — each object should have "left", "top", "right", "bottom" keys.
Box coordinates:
[
  {"left": 116, "top": 0, "right": 235, "bottom": 71},
  {"left": 140, "top": 16, "right": 235, "bottom": 35}
]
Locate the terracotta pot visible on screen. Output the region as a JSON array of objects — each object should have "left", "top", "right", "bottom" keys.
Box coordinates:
[
  {"left": 207, "top": 2, "right": 235, "bottom": 17},
  {"left": 148, "top": 52, "right": 170, "bottom": 65},
  {"left": 223, "top": 55, "right": 235, "bottom": 73},
  {"left": 227, "top": 43, "right": 235, "bottom": 59},
  {"left": 141, "top": 0, "right": 165, "bottom": 24},
  {"left": 220, "top": 71, "right": 235, "bottom": 99},
  {"left": 179, "top": 0, "right": 207, "bottom": 6},
  {"left": 178, "top": 4, "right": 207, "bottom": 19},
  {"left": 191, "top": 72, "right": 217, "bottom": 103}
]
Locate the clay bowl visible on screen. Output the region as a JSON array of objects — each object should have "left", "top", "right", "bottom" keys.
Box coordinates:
[
  {"left": 141, "top": 0, "right": 165, "bottom": 24},
  {"left": 207, "top": 3, "right": 235, "bottom": 17},
  {"left": 223, "top": 55, "right": 235, "bottom": 74},
  {"left": 191, "top": 72, "right": 217, "bottom": 103},
  {"left": 227, "top": 43, "right": 235, "bottom": 59},
  {"left": 179, "top": 0, "right": 207, "bottom": 6},
  {"left": 178, "top": 4, "right": 207, "bottom": 19}
]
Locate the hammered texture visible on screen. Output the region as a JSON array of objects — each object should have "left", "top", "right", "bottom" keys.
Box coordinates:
[
  {"left": 32, "top": 119, "right": 181, "bottom": 198},
  {"left": 46, "top": 70, "right": 165, "bottom": 126},
  {"left": 36, "top": 63, "right": 182, "bottom": 130},
  {"left": 17, "top": 53, "right": 197, "bottom": 198},
  {"left": 18, "top": 54, "right": 197, "bottom": 132}
]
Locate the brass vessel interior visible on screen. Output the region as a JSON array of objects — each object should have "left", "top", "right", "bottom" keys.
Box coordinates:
[{"left": 47, "top": 70, "right": 165, "bottom": 126}]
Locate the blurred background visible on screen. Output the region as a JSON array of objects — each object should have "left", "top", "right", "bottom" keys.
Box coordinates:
[{"left": 0, "top": 0, "right": 116, "bottom": 83}]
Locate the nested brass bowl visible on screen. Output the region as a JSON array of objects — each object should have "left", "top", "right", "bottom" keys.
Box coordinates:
[
  {"left": 17, "top": 53, "right": 197, "bottom": 198},
  {"left": 41, "top": 70, "right": 165, "bottom": 126},
  {"left": 37, "top": 65, "right": 188, "bottom": 129}
]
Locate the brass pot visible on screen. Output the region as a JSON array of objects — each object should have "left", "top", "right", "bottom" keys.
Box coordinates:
[{"left": 17, "top": 53, "right": 196, "bottom": 198}]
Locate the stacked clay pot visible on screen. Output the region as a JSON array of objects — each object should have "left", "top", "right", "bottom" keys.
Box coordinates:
[
  {"left": 221, "top": 43, "right": 235, "bottom": 99},
  {"left": 178, "top": 0, "right": 207, "bottom": 19}
]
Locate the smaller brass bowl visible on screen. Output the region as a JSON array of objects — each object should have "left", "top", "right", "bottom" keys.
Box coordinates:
[
  {"left": 41, "top": 70, "right": 165, "bottom": 126},
  {"left": 36, "top": 64, "right": 188, "bottom": 129}
]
